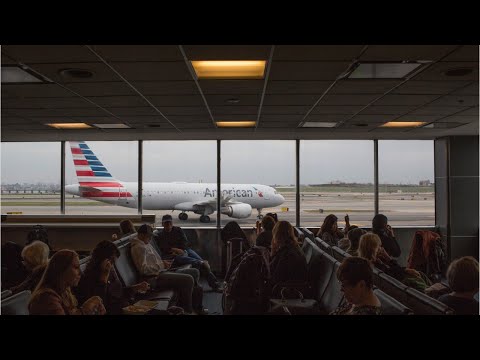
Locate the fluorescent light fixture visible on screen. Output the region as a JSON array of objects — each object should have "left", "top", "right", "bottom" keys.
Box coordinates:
[
  {"left": 191, "top": 61, "right": 266, "bottom": 79},
  {"left": 216, "top": 121, "right": 256, "bottom": 128},
  {"left": 348, "top": 62, "right": 423, "bottom": 79},
  {"left": 1, "top": 65, "right": 46, "bottom": 83},
  {"left": 380, "top": 121, "right": 426, "bottom": 128},
  {"left": 46, "top": 123, "right": 92, "bottom": 129},
  {"left": 302, "top": 122, "right": 337, "bottom": 128},
  {"left": 93, "top": 123, "right": 131, "bottom": 129}
]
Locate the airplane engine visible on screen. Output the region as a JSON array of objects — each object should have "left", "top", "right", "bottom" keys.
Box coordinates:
[{"left": 221, "top": 203, "right": 252, "bottom": 219}]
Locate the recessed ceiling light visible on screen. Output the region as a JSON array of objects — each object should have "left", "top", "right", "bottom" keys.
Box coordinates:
[
  {"left": 354, "top": 123, "right": 369, "bottom": 127},
  {"left": 302, "top": 122, "right": 337, "bottom": 128},
  {"left": 147, "top": 124, "right": 161, "bottom": 128},
  {"left": 59, "top": 68, "right": 94, "bottom": 79},
  {"left": 1, "top": 65, "right": 47, "bottom": 83},
  {"left": 348, "top": 62, "right": 423, "bottom": 79},
  {"left": 46, "top": 123, "right": 92, "bottom": 129},
  {"left": 443, "top": 68, "right": 473, "bottom": 77},
  {"left": 191, "top": 61, "right": 266, "bottom": 79},
  {"left": 93, "top": 123, "right": 131, "bottom": 129},
  {"left": 216, "top": 121, "right": 256, "bottom": 128},
  {"left": 380, "top": 121, "right": 426, "bottom": 128}
]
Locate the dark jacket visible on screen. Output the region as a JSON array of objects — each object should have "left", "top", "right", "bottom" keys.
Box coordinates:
[
  {"left": 256, "top": 231, "right": 273, "bottom": 248},
  {"left": 76, "top": 268, "right": 133, "bottom": 315},
  {"left": 374, "top": 229, "right": 401, "bottom": 258},
  {"left": 11, "top": 264, "right": 46, "bottom": 295},
  {"left": 154, "top": 227, "right": 189, "bottom": 258},
  {"left": 269, "top": 245, "right": 307, "bottom": 293}
]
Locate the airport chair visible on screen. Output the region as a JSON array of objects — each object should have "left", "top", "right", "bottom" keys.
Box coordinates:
[
  {"left": 1, "top": 290, "right": 31, "bottom": 315},
  {"left": 374, "top": 288, "right": 413, "bottom": 315},
  {"left": 1, "top": 290, "right": 12, "bottom": 300}
]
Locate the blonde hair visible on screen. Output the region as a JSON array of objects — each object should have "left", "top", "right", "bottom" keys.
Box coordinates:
[
  {"left": 272, "top": 221, "right": 298, "bottom": 255},
  {"left": 447, "top": 256, "right": 479, "bottom": 293},
  {"left": 22, "top": 241, "right": 50, "bottom": 269},
  {"left": 31, "top": 249, "right": 79, "bottom": 312},
  {"left": 358, "top": 233, "right": 381, "bottom": 261}
]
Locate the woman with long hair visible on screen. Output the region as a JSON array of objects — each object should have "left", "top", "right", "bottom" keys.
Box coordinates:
[
  {"left": 29, "top": 249, "right": 105, "bottom": 315},
  {"left": 270, "top": 221, "right": 307, "bottom": 293},
  {"left": 317, "top": 214, "right": 344, "bottom": 246}
]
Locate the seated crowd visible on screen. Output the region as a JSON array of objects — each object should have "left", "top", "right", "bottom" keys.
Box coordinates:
[{"left": 2, "top": 212, "right": 479, "bottom": 315}]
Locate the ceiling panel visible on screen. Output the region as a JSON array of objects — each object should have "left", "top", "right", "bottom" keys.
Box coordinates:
[
  {"left": 130, "top": 81, "right": 199, "bottom": 95},
  {"left": 273, "top": 45, "right": 365, "bottom": 61},
  {"left": 394, "top": 115, "right": 444, "bottom": 123},
  {"left": 269, "top": 62, "right": 350, "bottom": 80},
  {"left": 85, "top": 96, "right": 147, "bottom": 108},
  {"left": 359, "top": 45, "right": 457, "bottom": 62},
  {"left": 410, "top": 106, "right": 470, "bottom": 116},
  {"left": 263, "top": 94, "right": 322, "bottom": 106},
  {"left": 452, "top": 107, "right": 479, "bottom": 116},
  {"left": 413, "top": 62, "right": 479, "bottom": 81},
  {"left": 2, "top": 97, "right": 99, "bottom": 109},
  {"left": 3, "top": 108, "right": 109, "bottom": 117},
  {"left": 428, "top": 95, "right": 478, "bottom": 107},
  {"left": 211, "top": 105, "right": 258, "bottom": 115},
  {"left": 200, "top": 80, "right": 264, "bottom": 94},
  {"left": 392, "top": 80, "right": 471, "bottom": 95},
  {"left": 182, "top": 45, "right": 271, "bottom": 60},
  {"left": 441, "top": 45, "right": 479, "bottom": 62},
  {"left": 348, "top": 114, "right": 396, "bottom": 123},
  {"left": 261, "top": 106, "right": 310, "bottom": 114},
  {"left": 26, "top": 62, "right": 120, "bottom": 83},
  {"left": 91, "top": 45, "right": 183, "bottom": 61},
  {"left": 66, "top": 82, "right": 139, "bottom": 97},
  {"left": 259, "top": 115, "right": 303, "bottom": 122},
  {"left": 362, "top": 105, "right": 419, "bottom": 115},
  {"left": 435, "top": 115, "right": 479, "bottom": 123},
  {"left": 312, "top": 105, "right": 364, "bottom": 115},
  {"left": 259, "top": 121, "right": 300, "bottom": 128},
  {"left": 373, "top": 94, "right": 440, "bottom": 106},
  {"left": 266, "top": 81, "right": 331, "bottom": 94},
  {"left": 318, "top": 94, "right": 383, "bottom": 106},
  {"left": 145, "top": 95, "right": 205, "bottom": 107},
  {"left": 305, "top": 114, "right": 350, "bottom": 122},
  {"left": 452, "top": 83, "right": 479, "bottom": 96},
  {"left": 2, "top": 45, "right": 96, "bottom": 63},
  {"left": 204, "top": 94, "right": 261, "bottom": 106},
  {"left": 331, "top": 79, "right": 401, "bottom": 94},
  {"left": 2, "top": 84, "right": 75, "bottom": 98},
  {"left": 110, "top": 62, "right": 192, "bottom": 81}
]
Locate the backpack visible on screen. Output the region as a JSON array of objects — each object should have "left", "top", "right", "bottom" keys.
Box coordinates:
[
  {"left": 26, "top": 225, "right": 50, "bottom": 248},
  {"left": 223, "top": 246, "right": 271, "bottom": 315}
]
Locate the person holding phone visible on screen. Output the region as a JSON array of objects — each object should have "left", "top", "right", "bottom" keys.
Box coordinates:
[
  {"left": 371, "top": 214, "right": 401, "bottom": 258},
  {"left": 317, "top": 214, "right": 344, "bottom": 246}
]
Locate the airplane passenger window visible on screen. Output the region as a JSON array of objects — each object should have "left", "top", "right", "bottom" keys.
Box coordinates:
[
  {"left": 1, "top": 142, "right": 61, "bottom": 215},
  {"left": 143, "top": 141, "right": 217, "bottom": 227},
  {"left": 379, "top": 140, "right": 435, "bottom": 226}
]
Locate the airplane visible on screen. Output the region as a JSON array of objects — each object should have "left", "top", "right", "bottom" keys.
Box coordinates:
[{"left": 65, "top": 141, "right": 285, "bottom": 223}]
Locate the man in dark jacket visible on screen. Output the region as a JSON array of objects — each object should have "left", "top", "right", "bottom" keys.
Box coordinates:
[
  {"left": 154, "top": 215, "right": 223, "bottom": 292},
  {"left": 372, "top": 214, "right": 401, "bottom": 258}
]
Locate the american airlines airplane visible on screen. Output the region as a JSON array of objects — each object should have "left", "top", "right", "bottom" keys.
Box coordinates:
[{"left": 65, "top": 141, "right": 285, "bottom": 223}]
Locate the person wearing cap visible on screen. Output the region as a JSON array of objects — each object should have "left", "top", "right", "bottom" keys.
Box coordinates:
[
  {"left": 130, "top": 223, "right": 206, "bottom": 314},
  {"left": 154, "top": 214, "right": 223, "bottom": 293}
]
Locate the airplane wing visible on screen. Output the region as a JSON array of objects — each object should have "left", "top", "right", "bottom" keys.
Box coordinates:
[{"left": 174, "top": 197, "right": 243, "bottom": 211}]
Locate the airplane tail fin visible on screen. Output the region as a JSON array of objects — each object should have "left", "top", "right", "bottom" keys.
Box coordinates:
[{"left": 69, "top": 141, "right": 122, "bottom": 189}]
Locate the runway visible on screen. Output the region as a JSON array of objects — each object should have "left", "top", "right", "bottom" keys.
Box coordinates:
[{"left": 2, "top": 191, "right": 435, "bottom": 227}]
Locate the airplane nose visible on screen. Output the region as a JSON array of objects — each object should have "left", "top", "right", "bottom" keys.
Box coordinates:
[{"left": 279, "top": 194, "right": 285, "bottom": 203}]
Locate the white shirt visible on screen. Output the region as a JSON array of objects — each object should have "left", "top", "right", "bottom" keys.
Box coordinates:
[{"left": 130, "top": 237, "right": 165, "bottom": 276}]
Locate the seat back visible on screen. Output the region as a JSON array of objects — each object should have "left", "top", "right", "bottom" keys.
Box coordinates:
[
  {"left": 314, "top": 237, "right": 331, "bottom": 253},
  {"left": 404, "top": 288, "right": 455, "bottom": 315},
  {"left": 1, "top": 290, "right": 31, "bottom": 315},
  {"left": 301, "top": 228, "right": 315, "bottom": 241},
  {"left": 1, "top": 290, "right": 12, "bottom": 300},
  {"left": 115, "top": 243, "right": 140, "bottom": 287},
  {"left": 374, "top": 288, "right": 413, "bottom": 315},
  {"left": 331, "top": 246, "right": 349, "bottom": 262},
  {"left": 319, "top": 261, "right": 345, "bottom": 314}
]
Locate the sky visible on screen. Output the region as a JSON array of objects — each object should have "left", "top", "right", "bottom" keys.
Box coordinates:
[{"left": 1, "top": 140, "right": 435, "bottom": 186}]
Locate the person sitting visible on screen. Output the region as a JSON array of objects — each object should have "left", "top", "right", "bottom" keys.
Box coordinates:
[
  {"left": 269, "top": 221, "right": 308, "bottom": 296},
  {"left": 154, "top": 214, "right": 223, "bottom": 292},
  {"left": 344, "top": 228, "right": 367, "bottom": 256},
  {"left": 438, "top": 256, "right": 479, "bottom": 315},
  {"left": 358, "top": 233, "right": 430, "bottom": 292},
  {"left": 372, "top": 214, "right": 401, "bottom": 258},
  {"left": 130, "top": 224, "right": 205, "bottom": 314},
  {"left": 317, "top": 214, "right": 344, "bottom": 246},
  {"left": 29, "top": 249, "right": 105, "bottom": 315},
  {"left": 11, "top": 241, "right": 49, "bottom": 295},
  {"left": 337, "top": 213, "right": 360, "bottom": 251},
  {"left": 112, "top": 219, "right": 136, "bottom": 241},
  {"left": 331, "top": 257, "right": 382, "bottom": 315},
  {"left": 265, "top": 212, "right": 278, "bottom": 223},
  {"left": 76, "top": 240, "right": 152, "bottom": 315},
  {"left": 255, "top": 215, "right": 276, "bottom": 248}
]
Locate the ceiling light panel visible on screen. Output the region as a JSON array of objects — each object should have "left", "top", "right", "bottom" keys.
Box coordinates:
[
  {"left": 46, "top": 123, "right": 92, "bottom": 129},
  {"left": 191, "top": 61, "right": 266, "bottom": 79}
]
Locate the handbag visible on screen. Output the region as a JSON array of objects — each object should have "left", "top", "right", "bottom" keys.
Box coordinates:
[{"left": 269, "top": 287, "right": 318, "bottom": 315}]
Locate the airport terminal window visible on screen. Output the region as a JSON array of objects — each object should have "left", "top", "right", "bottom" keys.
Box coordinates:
[
  {"left": 378, "top": 140, "right": 435, "bottom": 226},
  {"left": 300, "top": 141, "right": 374, "bottom": 229},
  {"left": 65, "top": 141, "right": 138, "bottom": 216},
  {"left": 143, "top": 141, "right": 217, "bottom": 227},
  {"left": 1, "top": 142, "right": 61, "bottom": 215},
  {"left": 221, "top": 141, "right": 296, "bottom": 228}
]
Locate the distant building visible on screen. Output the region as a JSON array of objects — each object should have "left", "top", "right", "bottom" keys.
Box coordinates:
[{"left": 419, "top": 180, "right": 431, "bottom": 186}]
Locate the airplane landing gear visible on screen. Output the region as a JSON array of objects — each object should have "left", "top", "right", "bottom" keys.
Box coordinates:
[
  {"left": 179, "top": 212, "right": 188, "bottom": 221},
  {"left": 257, "top": 208, "right": 263, "bottom": 220},
  {"left": 200, "top": 215, "right": 210, "bottom": 223}
]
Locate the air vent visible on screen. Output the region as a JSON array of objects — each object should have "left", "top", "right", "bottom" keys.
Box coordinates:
[
  {"left": 59, "top": 68, "right": 94, "bottom": 79},
  {"left": 443, "top": 68, "right": 474, "bottom": 77}
]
